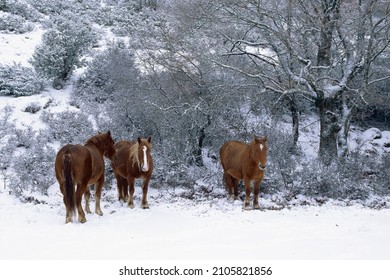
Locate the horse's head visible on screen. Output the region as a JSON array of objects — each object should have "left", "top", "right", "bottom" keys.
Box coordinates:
[
  {"left": 102, "top": 131, "right": 116, "bottom": 160},
  {"left": 137, "top": 136, "right": 152, "bottom": 172},
  {"left": 250, "top": 136, "right": 267, "bottom": 171}
]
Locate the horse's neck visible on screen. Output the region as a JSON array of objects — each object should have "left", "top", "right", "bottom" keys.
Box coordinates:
[
  {"left": 85, "top": 142, "right": 104, "bottom": 158},
  {"left": 244, "top": 145, "right": 254, "bottom": 163}
]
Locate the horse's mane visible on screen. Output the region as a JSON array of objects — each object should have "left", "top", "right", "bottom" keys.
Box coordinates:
[
  {"left": 85, "top": 134, "right": 104, "bottom": 148},
  {"left": 129, "top": 142, "right": 140, "bottom": 168}
]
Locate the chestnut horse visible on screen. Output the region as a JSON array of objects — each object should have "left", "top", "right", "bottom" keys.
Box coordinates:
[
  {"left": 55, "top": 131, "right": 115, "bottom": 223},
  {"left": 111, "top": 137, "right": 153, "bottom": 209},
  {"left": 220, "top": 136, "right": 267, "bottom": 210}
]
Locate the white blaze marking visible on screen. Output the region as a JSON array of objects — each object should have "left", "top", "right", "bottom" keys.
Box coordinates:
[
  {"left": 142, "top": 146, "right": 149, "bottom": 171},
  {"left": 259, "top": 144, "right": 264, "bottom": 151}
]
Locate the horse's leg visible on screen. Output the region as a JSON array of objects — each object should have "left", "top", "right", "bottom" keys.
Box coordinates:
[
  {"left": 76, "top": 183, "right": 87, "bottom": 223},
  {"left": 141, "top": 178, "right": 150, "bottom": 209},
  {"left": 84, "top": 186, "right": 92, "bottom": 214},
  {"left": 122, "top": 177, "right": 129, "bottom": 202},
  {"left": 253, "top": 180, "right": 262, "bottom": 210},
  {"left": 94, "top": 177, "right": 104, "bottom": 216},
  {"left": 232, "top": 177, "right": 239, "bottom": 200},
  {"left": 243, "top": 177, "right": 252, "bottom": 210},
  {"left": 224, "top": 173, "right": 234, "bottom": 201},
  {"left": 59, "top": 181, "right": 72, "bottom": 223},
  {"left": 114, "top": 170, "right": 125, "bottom": 202},
  {"left": 127, "top": 176, "right": 135, "bottom": 209}
]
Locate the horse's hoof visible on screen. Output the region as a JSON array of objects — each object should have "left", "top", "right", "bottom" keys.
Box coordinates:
[
  {"left": 128, "top": 204, "right": 134, "bottom": 209},
  {"left": 65, "top": 217, "right": 73, "bottom": 224},
  {"left": 142, "top": 204, "right": 150, "bottom": 209},
  {"left": 79, "top": 217, "right": 87, "bottom": 223},
  {"left": 253, "top": 204, "right": 260, "bottom": 210},
  {"left": 228, "top": 195, "right": 235, "bottom": 202},
  {"left": 242, "top": 205, "right": 252, "bottom": 211},
  {"left": 96, "top": 211, "right": 103, "bottom": 216}
]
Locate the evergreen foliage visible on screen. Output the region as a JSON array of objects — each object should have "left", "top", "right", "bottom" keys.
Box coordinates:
[
  {"left": 0, "top": 64, "right": 44, "bottom": 96},
  {"left": 9, "top": 130, "right": 55, "bottom": 197},
  {"left": 30, "top": 11, "right": 96, "bottom": 88}
]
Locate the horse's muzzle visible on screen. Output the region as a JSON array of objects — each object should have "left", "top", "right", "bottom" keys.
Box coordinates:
[
  {"left": 258, "top": 163, "right": 266, "bottom": 171},
  {"left": 141, "top": 165, "right": 149, "bottom": 172}
]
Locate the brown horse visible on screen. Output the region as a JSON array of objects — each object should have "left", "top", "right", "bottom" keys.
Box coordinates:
[
  {"left": 111, "top": 137, "right": 153, "bottom": 209},
  {"left": 220, "top": 136, "right": 267, "bottom": 210},
  {"left": 55, "top": 131, "right": 115, "bottom": 223}
]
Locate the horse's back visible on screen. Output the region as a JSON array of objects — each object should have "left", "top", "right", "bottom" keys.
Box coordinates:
[
  {"left": 220, "top": 141, "right": 247, "bottom": 162},
  {"left": 220, "top": 141, "right": 247, "bottom": 173},
  {"left": 56, "top": 144, "right": 90, "bottom": 164},
  {"left": 114, "top": 140, "right": 134, "bottom": 161},
  {"left": 55, "top": 144, "right": 92, "bottom": 181},
  {"left": 113, "top": 140, "right": 134, "bottom": 176},
  {"left": 115, "top": 140, "right": 134, "bottom": 152}
]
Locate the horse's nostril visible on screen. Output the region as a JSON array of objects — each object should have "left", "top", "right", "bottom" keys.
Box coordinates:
[{"left": 258, "top": 164, "right": 266, "bottom": 170}]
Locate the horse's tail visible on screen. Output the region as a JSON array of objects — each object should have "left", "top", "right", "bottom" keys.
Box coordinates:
[
  {"left": 63, "top": 151, "right": 75, "bottom": 217},
  {"left": 222, "top": 172, "right": 227, "bottom": 190}
]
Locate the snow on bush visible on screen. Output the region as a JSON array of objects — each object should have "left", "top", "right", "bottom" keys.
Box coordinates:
[{"left": 0, "top": 64, "right": 44, "bottom": 96}]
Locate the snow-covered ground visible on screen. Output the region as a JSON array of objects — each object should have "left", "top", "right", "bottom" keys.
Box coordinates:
[
  {"left": 1, "top": 19, "right": 390, "bottom": 280},
  {"left": 0, "top": 28, "right": 44, "bottom": 67},
  {"left": 1, "top": 184, "right": 390, "bottom": 260}
]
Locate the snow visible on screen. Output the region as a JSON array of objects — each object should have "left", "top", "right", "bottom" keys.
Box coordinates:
[
  {"left": 1, "top": 185, "right": 390, "bottom": 260},
  {"left": 1, "top": 16, "right": 390, "bottom": 280},
  {"left": 0, "top": 27, "right": 44, "bottom": 67}
]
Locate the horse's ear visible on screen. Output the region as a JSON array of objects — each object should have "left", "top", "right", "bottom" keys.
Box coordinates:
[
  {"left": 107, "top": 130, "right": 111, "bottom": 136},
  {"left": 147, "top": 136, "right": 152, "bottom": 143},
  {"left": 263, "top": 136, "right": 267, "bottom": 142},
  {"left": 138, "top": 137, "right": 142, "bottom": 144}
]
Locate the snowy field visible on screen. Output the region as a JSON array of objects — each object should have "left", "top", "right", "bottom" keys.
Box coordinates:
[
  {"left": 1, "top": 22, "right": 390, "bottom": 280},
  {"left": 1, "top": 185, "right": 390, "bottom": 279},
  {"left": 1, "top": 185, "right": 390, "bottom": 260}
]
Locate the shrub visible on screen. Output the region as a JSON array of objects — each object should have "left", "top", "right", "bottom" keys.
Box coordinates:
[
  {"left": 41, "top": 110, "right": 95, "bottom": 145},
  {"left": 0, "top": 13, "right": 33, "bottom": 33},
  {"left": 8, "top": 130, "right": 56, "bottom": 198},
  {"left": 30, "top": 11, "right": 96, "bottom": 87},
  {"left": 0, "top": 64, "right": 44, "bottom": 96},
  {"left": 24, "top": 102, "right": 41, "bottom": 114},
  {"left": 1, "top": 0, "right": 40, "bottom": 21}
]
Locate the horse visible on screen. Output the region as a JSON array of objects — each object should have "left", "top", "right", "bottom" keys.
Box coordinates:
[
  {"left": 219, "top": 136, "right": 267, "bottom": 210},
  {"left": 54, "top": 131, "right": 116, "bottom": 223},
  {"left": 111, "top": 137, "right": 153, "bottom": 209}
]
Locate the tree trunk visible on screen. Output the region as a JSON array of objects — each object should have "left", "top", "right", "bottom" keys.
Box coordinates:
[
  {"left": 317, "top": 96, "right": 340, "bottom": 164},
  {"left": 337, "top": 92, "right": 352, "bottom": 157},
  {"left": 290, "top": 95, "right": 299, "bottom": 150},
  {"left": 193, "top": 115, "right": 211, "bottom": 167},
  {"left": 316, "top": 0, "right": 341, "bottom": 163}
]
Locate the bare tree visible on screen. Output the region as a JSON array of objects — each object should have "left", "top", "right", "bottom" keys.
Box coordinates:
[{"left": 206, "top": 0, "right": 390, "bottom": 162}]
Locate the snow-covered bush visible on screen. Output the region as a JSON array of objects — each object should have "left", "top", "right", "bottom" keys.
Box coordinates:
[
  {"left": 1, "top": 0, "right": 40, "bottom": 21},
  {"left": 264, "top": 128, "right": 300, "bottom": 193},
  {"left": 11, "top": 126, "right": 36, "bottom": 148},
  {"left": 0, "top": 64, "right": 44, "bottom": 96},
  {"left": 0, "top": 12, "right": 34, "bottom": 33},
  {"left": 371, "top": 153, "right": 390, "bottom": 196},
  {"left": 30, "top": 11, "right": 96, "bottom": 88},
  {"left": 292, "top": 153, "right": 375, "bottom": 201},
  {"left": 41, "top": 110, "right": 94, "bottom": 146},
  {"left": 73, "top": 44, "right": 126, "bottom": 106},
  {"left": 0, "top": 106, "right": 15, "bottom": 188},
  {"left": 108, "top": 0, "right": 158, "bottom": 36},
  {"left": 24, "top": 102, "right": 41, "bottom": 114},
  {"left": 9, "top": 130, "right": 56, "bottom": 198}
]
